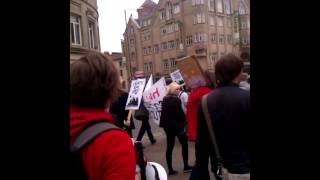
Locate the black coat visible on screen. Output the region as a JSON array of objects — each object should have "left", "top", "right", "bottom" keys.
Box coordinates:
[
  {"left": 110, "top": 89, "right": 135, "bottom": 129},
  {"left": 196, "top": 82, "right": 250, "bottom": 177},
  {"left": 160, "top": 94, "right": 186, "bottom": 134}
]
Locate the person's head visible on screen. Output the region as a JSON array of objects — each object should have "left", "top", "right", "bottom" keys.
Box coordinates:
[
  {"left": 70, "top": 52, "right": 120, "bottom": 109},
  {"left": 167, "top": 82, "right": 181, "bottom": 95},
  {"left": 134, "top": 71, "right": 145, "bottom": 79},
  {"left": 203, "top": 70, "right": 216, "bottom": 89},
  {"left": 215, "top": 53, "right": 244, "bottom": 85}
]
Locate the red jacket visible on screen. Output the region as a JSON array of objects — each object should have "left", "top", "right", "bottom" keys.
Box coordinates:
[
  {"left": 70, "top": 106, "right": 136, "bottom": 180},
  {"left": 186, "top": 86, "right": 212, "bottom": 141}
]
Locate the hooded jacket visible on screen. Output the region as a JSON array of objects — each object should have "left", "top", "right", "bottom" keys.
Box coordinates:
[{"left": 70, "top": 106, "right": 136, "bottom": 180}]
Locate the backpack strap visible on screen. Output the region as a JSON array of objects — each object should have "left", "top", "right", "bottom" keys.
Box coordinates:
[
  {"left": 71, "top": 122, "right": 121, "bottom": 153},
  {"left": 151, "top": 164, "right": 160, "bottom": 180}
]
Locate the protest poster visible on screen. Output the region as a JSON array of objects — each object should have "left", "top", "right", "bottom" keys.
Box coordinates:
[
  {"left": 176, "top": 55, "right": 206, "bottom": 89},
  {"left": 143, "top": 77, "right": 167, "bottom": 125},
  {"left": 125, "top": 78, "right": 146, "bottom": 110},
  {"left": 170, "top": 69, "right": 185, "bottom": 85}
]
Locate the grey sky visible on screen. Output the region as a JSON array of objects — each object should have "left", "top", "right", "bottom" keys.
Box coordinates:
[{"left": 98, "top": 0, "right": 159, "bottom": 53}]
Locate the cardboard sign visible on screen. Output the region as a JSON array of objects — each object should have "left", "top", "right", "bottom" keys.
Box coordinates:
[
  {"left": 170, "top": 69, "right": 185, "bottom": 85},
  {"left": 143, "top": 77, "right": 167, "bottom": 125},
  {"left": 125, "top": 78, "right": 146, "bottom": 110},
  {"left": 144, "top": 75, "right": 153, "bottom": 92},
  {"left": 176, "top": 55, "right": 206, "bottom": 89}
]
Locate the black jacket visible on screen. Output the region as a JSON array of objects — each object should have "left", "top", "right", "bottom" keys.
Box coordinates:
[
  {"left": 160, "top": 94, "right": 186, "bottom": 133},
  {"left": 110, "top": 89, "right": 135, "bottom": 129},
  {"left": 196, "top": 82, "right": 250, "bottom": 176}
]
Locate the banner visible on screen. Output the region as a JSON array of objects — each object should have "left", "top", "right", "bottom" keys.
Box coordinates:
[
  {"left": 170, "top": 69, "right": 185, "bottom": 85},
  {"left": 125, "top": 78, "right": 146, "bottom": 110},
  {"left": 144, "top": 74, "right": 153, "bottom": 92},
  {"left": 143, "top": 77, "right": 167, "bottom": 125}
]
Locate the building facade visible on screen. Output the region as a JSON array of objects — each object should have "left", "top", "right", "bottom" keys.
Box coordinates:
[
  {"left": 70, "top": 0, "right": 101, "bottom": 62},
  {"left": 104, "top": 52, "right": 130, "bottom": 91},
  {"left": 122, "top": 0, "right": 250, "bottom": 80}
]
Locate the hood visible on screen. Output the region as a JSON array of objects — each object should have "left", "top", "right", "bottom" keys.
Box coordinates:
[
  {"left": 70, "top": 106, "right": 115, "bottom": 143},
  {"left": 188, "top": 86, "right": 212, "bottom": 103}
]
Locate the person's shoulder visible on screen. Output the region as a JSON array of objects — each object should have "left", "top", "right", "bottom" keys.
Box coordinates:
[{"left": 98, "top": 129, "right": 132, "bottom": 145}]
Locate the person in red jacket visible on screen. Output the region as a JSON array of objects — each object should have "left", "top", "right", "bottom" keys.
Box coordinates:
[
  {"left": 186, "top": 70, "right": 215, "bottom": 141},
  {"left": 70, "top": 52, "right": 136, "bottom": 180}
]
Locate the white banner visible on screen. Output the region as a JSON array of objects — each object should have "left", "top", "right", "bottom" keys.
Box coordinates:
[
  {"left": 144, "top": 75, "right": 153, "bottom": 92},
  {"left": 125, "top": 78, "right": 146, "bottom": 110},
  {"left": 143, "top": 77, "right": 167, "bottom": 125},
  {"left": 170, "top": 69, "right": 185, "bottom": 85}
]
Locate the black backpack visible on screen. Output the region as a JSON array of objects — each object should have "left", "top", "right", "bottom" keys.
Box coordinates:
[{"left": 70, "top": 122, "right": 121, "bottom": 180}]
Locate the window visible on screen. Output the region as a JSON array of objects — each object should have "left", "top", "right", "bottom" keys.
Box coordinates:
[
  {"left": 70, "top": 15, "right": 81, "bottom": 45},
  {"left": 148, "top": 19, "right": 151, "bottom": 25},
  {"left": 143, "top": 47, "right": 147, "bottom": 55},
  {"left": 130, "top": 39, "right": 134, "bottom": 47},
  {"left": 161, "top": 42, "right": 167, "bottom": 50},
  {"left": 173, "top": 3, "right": 180, "bottom": 14},
  {"left": 227, "top": 35, "right": 232, "bottom": 44},
  {"left": 149, "top": 62, "right": 153, "bottom": 72},
  {"left": 168, "top": 24, "right": 174, "bottom": 33},
  {"left": 211, "top": 33, "right": 217, "bottom": 43},
  {"left": 209, "top": 15, "right": 215, "bottom": 25},
  {"left": 219, "top": 34, "right": 225, "bottom": 44},
  {"left": 176, "top": 39, "right": 180, "bottom": 48},
  {"left": 166, "top": 3, "right": 173, "bottom": 20},
  {"left": 192, "top": 0, "right": 204, "bottom": 5},
  {"left": 217, "top": 16, "right": 223, "bottom": 26},
  {"left": 161, "top": 27, "right": 166, "bottom": 35},
  {"left": 209, "top": 0, "right": 215, "bottom": 11},
  {"left": 88, "top": 22, "right": 95, "bottom": 49},
  {"left": 120, "top": 70, "right": 123, "bottom": 76},
  {"left": 186, "top": 36, "right": 193, "bottom": 46},
  {"left": 143, "top": 31, "right": 151, "bottom": 41},
  {"left": 163, "top": 59, "right": 169, "bottom": 70},
  {"left": 168, "top": 40, "right": 175, "bottom": 49},
  {"left": 224, "top": 0, "right": 231, "bottom": 14},
  {"left": 216, "top": 0, "right": 223, "bottom": 13},
  {"left": 195, "top": 48, "right": 206, "bottom": 54},
  {"left": 119, "top": 61, "right": 122, "bottom": 67},
  {"left": 148, "top": 46, "right": 152, "bottom": 54},
  {"left": 174, "top": 23, "right": 179, "bottom": 31},
  {"left": 194, "top": 13, "right": 206, "bottom": 24},
  {"left": 170, "top": 58, "right": 176, "bottom": 68},
  {"left": 210, "top": 53, "right": 218, "bottom": 65},
  {"left": 154, "top": 44, "right": 159, "bottom": 53},
  {"left": 130, "top": 27, "right": 134, "bottom": 34},
  {"left": 194, "top": 33, "right": 207, "bottom": 43},
  {"left": 160, "top": 10, "right": 166, "bottom": 20},
  {"left": 144, "top": 63, "right": 149, "bottom": 72}
]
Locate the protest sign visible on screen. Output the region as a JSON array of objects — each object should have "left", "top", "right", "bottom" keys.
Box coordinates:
[
  {"left": 143, "top": 77, "right": 167, "bottom": 125},
  {"left": 125, "top": 78, "right": 146, "bottom": 110},
  {"left": 170, "top": 69, "right": 185, "bottom": 85},
  {"left": 176, "top": 55, "right": 206, "bottom": 89}
]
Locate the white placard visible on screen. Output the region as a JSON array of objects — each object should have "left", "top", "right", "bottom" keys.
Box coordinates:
[
  {"left": 125, "top": 78, "right": 146, "bottom": 110},
  {"left": 144, "top": 75, "right": 153, "bottom": 92},
  {"left": 143, "top": 77, "right": 167, "bottom": 125},
  {"left": 170, "top": 69, "right": 185, "bottom": 85}
]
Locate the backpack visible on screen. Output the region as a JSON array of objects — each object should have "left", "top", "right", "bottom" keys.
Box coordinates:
[{"left": 70, "top": 122, "right": 121, "bottom": 180}]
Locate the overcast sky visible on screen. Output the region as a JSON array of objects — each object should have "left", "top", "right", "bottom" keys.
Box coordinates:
[{"left": 98, "top": 0, "right": 159, "bottom": 53}]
